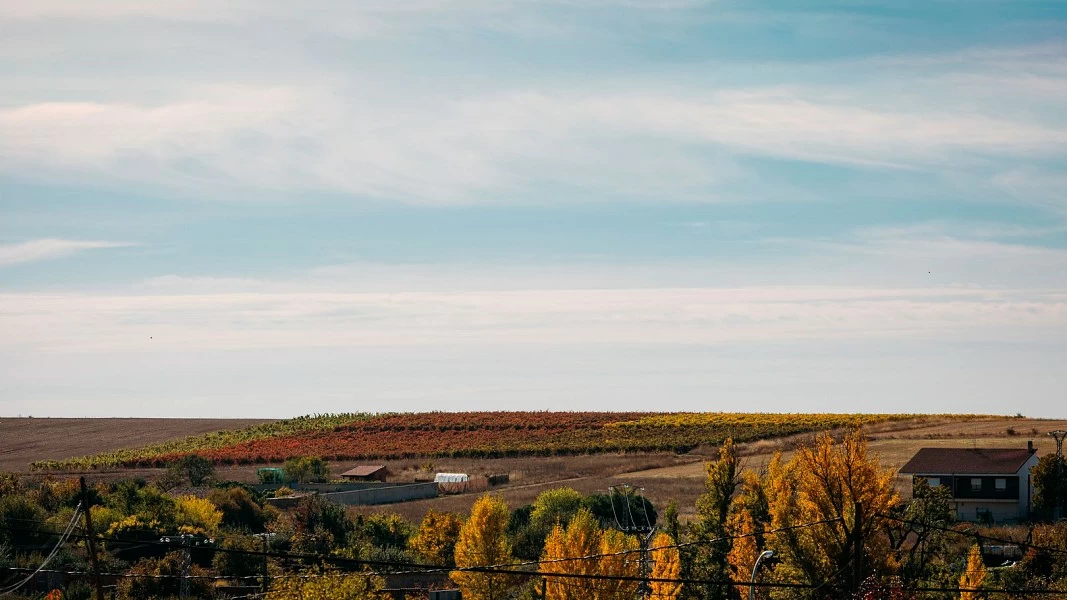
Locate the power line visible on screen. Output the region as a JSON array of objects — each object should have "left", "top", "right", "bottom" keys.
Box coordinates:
[
  {"left": 876, "top": 513, "right": 1067, "bottom": 557},
  {"left": 0, "top": 502, "right": 81, "bottom": 597}
]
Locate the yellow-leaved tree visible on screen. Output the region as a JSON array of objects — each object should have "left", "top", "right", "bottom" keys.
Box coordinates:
[
  {"left": 959, "top": 544, "right": 986, "bottom": 600},
  {"left": 763, "top": 430, "right": 898, "bottom": 599},
  {"left": 173, "top": 495, "right": 222, "bottom": 535},
  {"left": 595, "top": 528, "right": 640, "bottom": 600},
  {"left": 726, "top": 508, "right": 760, "bottom": 599},
  {"left": 649, "top": 531, "right": 682, "bottom": 600},
  {"left": 540, "top": 507, "right": 602, "bottom": 600},
  {"left": 409, "top": 509, "right": 463, "bottom": 567},
  {"left": 452, "top": 494, "right": 518, "bottom": 600}
]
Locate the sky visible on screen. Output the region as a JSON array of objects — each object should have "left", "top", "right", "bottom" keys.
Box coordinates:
[{"left": 1, "top": 1, "right": 1065, "bottom": 418}]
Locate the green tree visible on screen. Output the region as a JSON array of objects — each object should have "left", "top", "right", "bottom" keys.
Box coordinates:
[
  {"left": 530, "top": 487, "right": 586, "bottom": 532},
  {"left": 283, "top": 456, "right": 331, "bottom": 483},
  {"left": 213, "top": 536, "right": 263, "bottom": 580},
  {"left": 168, "top": 454, "right": 215, "bottom": 486},
  {"left": 357, "top": 513, "right": 413, "bottom": 549},
  {"left": 883, "top": 478, "right": 955, "bottom": 588},
  {"left": 288, "top": 494, "right": 354, "bottom": 554},
  {"left": 686, "top": 438, "right": 738, "bottom": 600},
  {"left": 1032, "top": 453, "right": 1067, "bottom": 518},
  {"left": 0, "top": 493, "right": 49, "bottom": 549},
  {"left": 209, "top": 486, "right": 269, "bottom": 532}
]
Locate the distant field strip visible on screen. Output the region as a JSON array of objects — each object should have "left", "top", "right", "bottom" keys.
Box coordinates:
[
  {"left": 30, "top": 413, "right": 372, "bottom": 470},
  {"left": 34, "top": 412, "right": 968, "bottom": 470}
]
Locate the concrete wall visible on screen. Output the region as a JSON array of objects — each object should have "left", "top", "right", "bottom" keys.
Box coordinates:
[
  {"left": 322, "top": 482, "right": 439, "bottom": 506},
  {"left": 255, "top": 482, "right": 388, "bottom": 494},
  {"left": 955, "top": 500, "right": 1022, "bottom": 523}
]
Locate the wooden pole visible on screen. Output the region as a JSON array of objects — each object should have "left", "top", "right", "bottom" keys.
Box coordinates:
[
  {"left": 541, "top": 577, "right": 547, "bottom": 600},
  {"left": 79, "top": 477, "right": 105, "bottom": 600},
  {"left": 261, "top": 535, "right": 270, "bottom": 595}
]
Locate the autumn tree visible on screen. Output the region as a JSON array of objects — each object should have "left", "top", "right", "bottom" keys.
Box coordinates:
[
  {"left": 687, "top": 438, "right": 739, "bottom": 600},
  {"left": 726, "top": 508, "right": 760, "bottom": 599},
  {"left": 452, "top": 494, "right": 518, "bottom": 600},
  {"left": 541, "top": 507, "right": 602, "bottom": 600},
  {"left": 267, "top": 568, "right": 386, "bottom": 599},
  {"left": 762, "top": 430, "right": 898, "bottom": 599},
  {"left": 595, "top": 527, "right": 640, "bottom": 600},
  {"left": 650, "top": 531, "right": 682, "bottom": 600},
  {"left": 958, "top": 544, "right": 986, "bottom": 600},
  {"left": 409, "top": 509, "right": 463, "bottom": 566}
]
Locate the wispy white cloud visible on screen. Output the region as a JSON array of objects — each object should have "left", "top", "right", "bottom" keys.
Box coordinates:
[
  {"left": 0, "top": 83, "right": 1061, "bottom": 204},
  {"left": 2, "top": 284, "right": 1064, "bottom": 354},
  {"left": 0, "top": 238, "right": 135, "bottom": 267}
]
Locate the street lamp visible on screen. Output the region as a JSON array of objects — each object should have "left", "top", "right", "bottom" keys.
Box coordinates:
[{"left": 750, "top": 550, "right": 774, "bottom": 600}]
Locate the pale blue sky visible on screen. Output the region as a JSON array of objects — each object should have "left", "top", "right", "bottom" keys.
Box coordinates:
[{"left": 1, "top": 1, "right": 1065, "bottom": 417}]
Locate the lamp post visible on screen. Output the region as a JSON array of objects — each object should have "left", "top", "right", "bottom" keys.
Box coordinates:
[{"left": 750, "top": 550, "right": 774, "bottom": 600}]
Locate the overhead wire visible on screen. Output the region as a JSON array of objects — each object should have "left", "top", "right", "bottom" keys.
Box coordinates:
[{"left": 0, "top": 502, "right": 82, "bottom": 597}]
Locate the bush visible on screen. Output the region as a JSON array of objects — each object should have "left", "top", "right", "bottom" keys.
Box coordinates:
[
  {"left": 167, "top": 454, "right": 215, "bottom": 487},
  {"left": 282, "top": 456, "right": 330, "bottom": 483},
  {"left": 115, "top": 552, "right": 215, "bottom": 600},
  {"left": 209, "top": 487, "right": 269, "bottom": 533},
  {"left": 213, "top": 536, "right": 264, "bottom": 580}
]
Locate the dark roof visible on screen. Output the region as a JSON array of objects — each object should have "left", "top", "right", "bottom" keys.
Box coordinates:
[
  {"left": 900, "top": 448, "right": 1035, "bottom": 475},
  {"left": 340, "top": 465, "right": 387, "bottom": 477}
]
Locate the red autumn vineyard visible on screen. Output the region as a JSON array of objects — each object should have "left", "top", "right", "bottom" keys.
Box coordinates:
[{"left": 33, "top": 412, "right": 948, "bottom": 470}]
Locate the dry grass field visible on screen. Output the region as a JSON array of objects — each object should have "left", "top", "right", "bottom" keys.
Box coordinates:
[{"left": 0, "top": 418, "right": 272, "bottom": 472}]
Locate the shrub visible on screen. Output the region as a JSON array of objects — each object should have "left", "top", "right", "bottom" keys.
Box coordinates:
[
  {"left": 209, "top": 487, "right": 268, "bottom": 533},
  {"left": 282, "top": 456, "right": 330, "bottom": 483}
]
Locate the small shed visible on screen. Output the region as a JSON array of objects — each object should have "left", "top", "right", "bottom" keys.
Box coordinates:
[
  {"left": 434, "top": 473, "right": 469, "bottom": 483},
  {"left": 340, "top": 465, "right": 389, "bottom": 482},
  {"left": 256, "top": 467, "right": 286, "bottom": 484}
]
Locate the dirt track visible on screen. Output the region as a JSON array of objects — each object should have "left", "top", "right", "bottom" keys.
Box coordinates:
[{"left": 0, "top": 417, "right": 272, "bottom": 471}]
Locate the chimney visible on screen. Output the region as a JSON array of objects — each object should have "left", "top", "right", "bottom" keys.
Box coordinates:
[{"left": 1028, "top": 440, "right": 1035, "bottom": 454}]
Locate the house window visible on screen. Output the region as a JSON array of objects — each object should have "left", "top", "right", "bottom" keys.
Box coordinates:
[
  {"left": 971, "top": 478, "right": 982, "bottom": 491},
  {"left": 995, "top": 478, "right": 1006, "bottom": 490},
  {"left": 926, "top": 477, "right": 941, "bottom": 487}
]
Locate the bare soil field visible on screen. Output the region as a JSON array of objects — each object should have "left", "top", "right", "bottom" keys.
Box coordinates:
[{"left": 0, "top": 418, "right": 273, "bottom": 472}]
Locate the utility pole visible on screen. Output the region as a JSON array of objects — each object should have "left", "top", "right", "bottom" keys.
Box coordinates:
[
  {"left": 180, "top": 535, "right": 191, "bottom": 600},
  {"left": 637, "top": 527, "right": 656, "bottom": 599},
  {"left": 79, "top": 477, "right": 105, "bottom": 600},
  {"left": 253, "top": 532, "right": 276, "bottom": 595},
  {"left": 851, "top": 501, "right": 864, "bottom": 595}
]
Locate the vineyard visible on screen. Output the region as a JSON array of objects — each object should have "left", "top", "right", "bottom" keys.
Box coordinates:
[{"left": 34, "top": 412, "right": 930, "bottom": 470}]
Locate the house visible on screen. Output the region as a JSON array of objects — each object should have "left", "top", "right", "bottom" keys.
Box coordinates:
[
  {"left": 899, "top": 442, "right": 1040, "bottom": 523},
  {"left": 339, "top": 465, "right": 389, "bottom": 482}
]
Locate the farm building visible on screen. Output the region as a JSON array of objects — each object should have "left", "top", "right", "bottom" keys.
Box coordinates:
[
  {"left": 340, "top": 465, "right": 389, "bottom": 482},
  {"left": 899, "top": 442, "right": 1040, "bottom": 523},
  {"left": 433, "top": 473, "right": 469, "bottom": 483}
]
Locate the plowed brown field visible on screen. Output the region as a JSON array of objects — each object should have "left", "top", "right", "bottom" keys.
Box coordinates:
[{"left": 0, "top": 418, "right": 272, "bottom": 471}]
